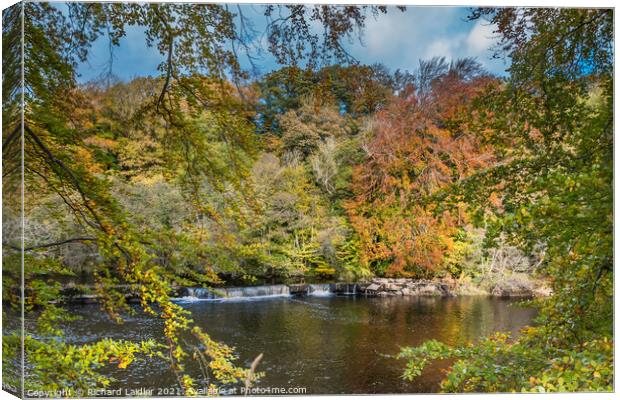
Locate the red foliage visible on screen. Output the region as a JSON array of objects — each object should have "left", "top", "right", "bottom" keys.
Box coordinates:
[{"left": 345, "top": 74, "right": 495, "bottom": 277}]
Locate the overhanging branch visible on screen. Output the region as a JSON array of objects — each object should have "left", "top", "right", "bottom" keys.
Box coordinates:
[{"left": 3, "top": 237, "right": 97, "bottom": 252}]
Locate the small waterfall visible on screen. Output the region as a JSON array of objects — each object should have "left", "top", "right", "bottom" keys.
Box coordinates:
[
  {"left": 182, "top": 287, "right": 221, "bottom": 299},
  {"left": 225, "top": 285, "right": 290, "bottom": 299},
  {"left": 339, "top": 284, "right": 358, "bottom": 295},
  {"left": 348, "top": 284, "right": 357, "bottom": 295},
  {"left": 307, "top": 283, "right": 333, "bottom": 297},
  {"left": 177, "top": 285, "right": 290, "bottom": 302},
  {"left": 178, "top": 283, "right": 352, "bottom": 302}
]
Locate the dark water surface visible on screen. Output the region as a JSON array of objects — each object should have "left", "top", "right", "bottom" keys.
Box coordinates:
[{"left": 64, "top": 295, "right": 536, "bottom": 395}]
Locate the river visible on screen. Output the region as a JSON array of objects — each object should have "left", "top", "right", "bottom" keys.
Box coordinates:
[{"left": 60, "top": 293, "right": 537, "bottom": 395}]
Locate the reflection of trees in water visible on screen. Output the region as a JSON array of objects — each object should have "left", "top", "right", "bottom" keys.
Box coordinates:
[
  {"left": 337, "top": 297, "right": 537, "bottom": 393},
  {"left": 60, "top": 297, "right": 536, "bottom": 394}
]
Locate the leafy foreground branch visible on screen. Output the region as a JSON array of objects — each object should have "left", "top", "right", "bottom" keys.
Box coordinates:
[{"left": 399, "top": 333, "right": 613, "bottom": 392}]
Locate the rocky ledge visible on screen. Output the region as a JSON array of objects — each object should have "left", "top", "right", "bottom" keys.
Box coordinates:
[
  {"left": 349, "top": 277, "right": 549, "bottom": 298},
  {"left": 355, "top": 278, "right": 453, "bottom": 297},
  {"left": 490, "top": 278, "right": 552, "bottom": 298}
]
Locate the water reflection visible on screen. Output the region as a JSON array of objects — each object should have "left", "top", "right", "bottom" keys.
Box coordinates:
[{"left": 62, "top": 296, "right": 536, "bottom": 394}]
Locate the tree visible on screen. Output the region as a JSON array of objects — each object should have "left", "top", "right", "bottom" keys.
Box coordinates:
[
  {"left": 257, "top": 64, "right": 395, "bottom": 135},
  {"left": 243, "top": 153, "right": 345, "bottom": 279},
  {"left": 278, "top": 96, "right": 351, "bottom": 161},
  {"left": 346, "top": 59, "right": 494, "bottom": 277}
]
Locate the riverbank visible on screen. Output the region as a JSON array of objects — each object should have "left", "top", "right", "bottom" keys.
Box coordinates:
[
  {"left": 296, "top": 276, "right": 550, "bottom": 299},
  {"left": 56, "top": 275, "right": 550, "bottom": 304}
]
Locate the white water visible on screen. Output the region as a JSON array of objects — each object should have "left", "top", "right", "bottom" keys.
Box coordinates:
[
  {"left": 307, "top": 283, "right": 334, "bottom": 297},
  {"left": 174, "top": 293, "right": 292, "bottom": 303},
  {"left": 343, "top": 284, "right": 357, "bottom": 295},
  {"left": 176, "top": 285, "right": 292, "bottom": 302},
  {"left": 175, "top": 283, "right": 340, "bottom": 302}
]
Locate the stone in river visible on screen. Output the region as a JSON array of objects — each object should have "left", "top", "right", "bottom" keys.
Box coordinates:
[
  {"left": 385, "top": 283, "right": 400, "bottom": 291},
  {"left": 365, "top": 283, "right": 381, "bottom": 292}
]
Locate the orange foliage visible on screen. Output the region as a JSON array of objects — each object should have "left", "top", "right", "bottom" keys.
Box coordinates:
[{"left": 345, "top": 74, "right": 495, "bottom": 277}]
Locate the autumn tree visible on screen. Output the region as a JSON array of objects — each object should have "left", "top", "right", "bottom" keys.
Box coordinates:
[
  {"left": 257, "top": 63, "right": 399, "bottom": 135},
  {"left": 278, "top": 96, "right": 352, "bottom": 161},
  {"left": 346, "top": 59, "right": 494, "bottom": 277}
]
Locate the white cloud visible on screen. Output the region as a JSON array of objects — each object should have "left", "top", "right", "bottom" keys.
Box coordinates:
[
  {"left": 424, "top": 39, "right": 452, "bottom": 59},
  {"left": 466, "top": 20, "right": 497, "bottom": 55},
  {"left": 348, "top": 7, "right": 508, "bottom": 75},
  {"left": 423, "top": 33, "right": 467, "bottom": 60},
  {"left": 77, "top": 6, "right": 509, "bottom": 82},
  {"left": 419, "top": 20, "right": 499, "bottom": 71},
  {"left": 352, "top": 7, "right": 463, "bottom": 70}
]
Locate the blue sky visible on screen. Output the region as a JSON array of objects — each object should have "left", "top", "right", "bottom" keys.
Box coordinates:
[{"left": 76, "top": 5, "right": 509, "bottom": 83}]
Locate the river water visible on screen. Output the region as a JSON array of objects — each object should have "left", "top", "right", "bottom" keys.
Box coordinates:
[{"left": 62, "top": 295, "right": 536, "bottom": 395}]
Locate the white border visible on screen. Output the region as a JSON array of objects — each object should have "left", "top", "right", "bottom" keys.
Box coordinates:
[{"left": 0, "top": 2, "right": 616, "bottom": 400}]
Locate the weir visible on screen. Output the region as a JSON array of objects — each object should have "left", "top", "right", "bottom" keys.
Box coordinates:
[
  {"left": 63, "top": 279, "right": 462, "bottom": 304},
  {"left": 307, "top": 283, "right": 333, "bottom": 297},
  {"left": 178, "top": 283, "right": 366, "bottom": 301},
  {"left": 180, "top": 285, "right": 291, "bottom": 301},
  {"left": 345, "top": 283, "right": 357, "bottom": 295}
]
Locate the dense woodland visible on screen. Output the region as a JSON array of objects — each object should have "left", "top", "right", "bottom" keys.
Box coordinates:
[{"left": 2, "top": 3, "right": 613, "bottom": 395}]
